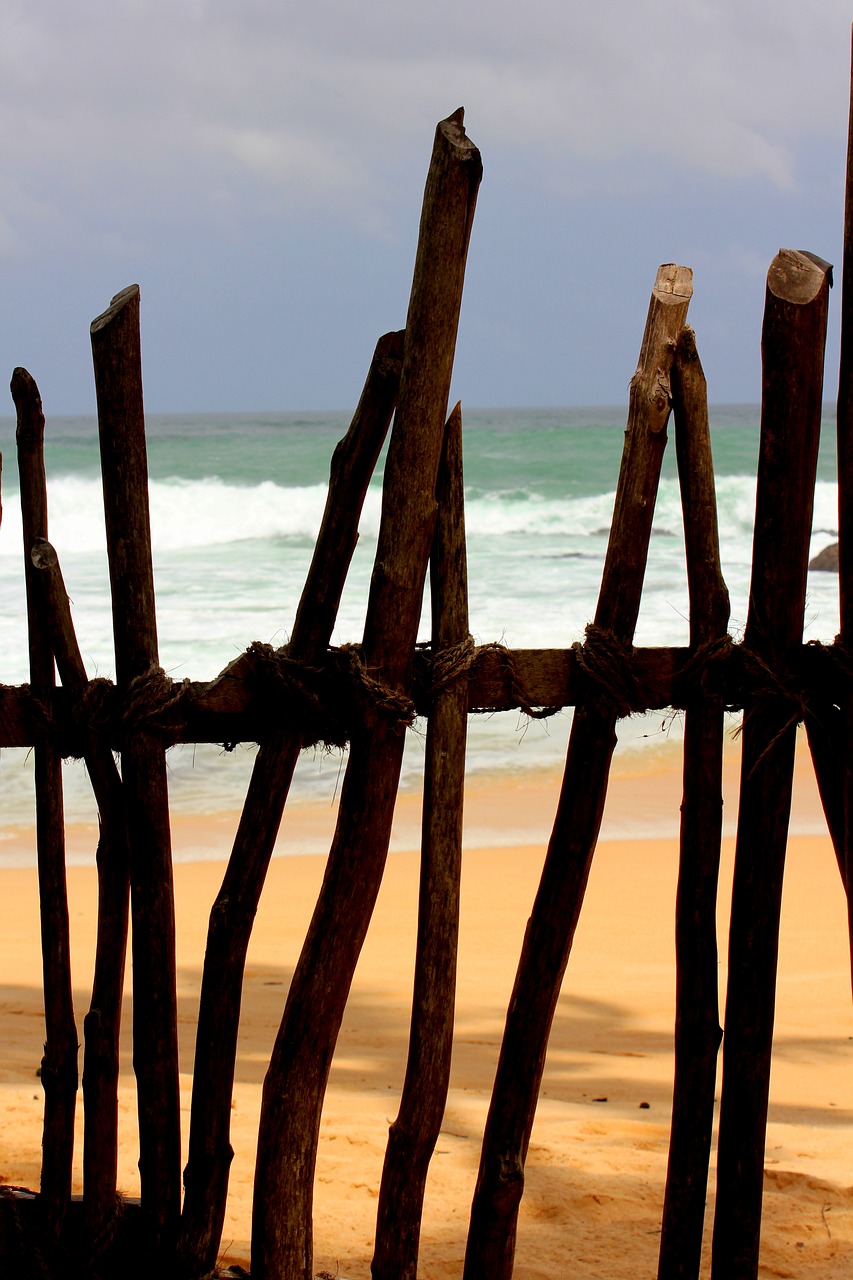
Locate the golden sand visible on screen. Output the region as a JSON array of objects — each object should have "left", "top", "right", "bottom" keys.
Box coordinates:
[{"left": 1, "top": 734, "right": 851, "bottom": 1276}]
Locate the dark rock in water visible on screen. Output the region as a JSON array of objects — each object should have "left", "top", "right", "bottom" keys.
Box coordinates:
[{"left": 809, "top": 541, "right": 839, "bottom": 571}]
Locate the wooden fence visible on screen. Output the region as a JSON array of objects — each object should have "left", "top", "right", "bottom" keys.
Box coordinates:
[{"left": 0, "top": 93, "right": 852, "bottom": 1280}]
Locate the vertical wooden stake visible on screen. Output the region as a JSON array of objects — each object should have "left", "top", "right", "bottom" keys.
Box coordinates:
[
  {"left": 29, "top": 537, "right": 130, "bottom": 1244},
  {"left": 251, "top": 109, "right": 481, "bottom": 1280},
  {"left": 711, "top": 249, "right": 831, "bottom": 1279},
  {"left": 657, "top": 328, "right": 728, "bottom": 1280},
  {"left": 12, "top": 368, "right": 78, "bottom": 1238},
  {"left": 91, "top": 286, "right": 180, "bottom": 1252},
  {"left": 372, "top": 402, "right": 469, "bottom": 1280},
  {"left": 177, "top": 329, "right": 403, "bottom": 1276},
  {"left": 837, "top": 24, "right": 853, "bottom": 992},
  {"left": 464, "top": 264, "right": 693, "bottom": 1280}
]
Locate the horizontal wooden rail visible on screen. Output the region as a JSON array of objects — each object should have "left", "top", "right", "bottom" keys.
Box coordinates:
[{"left": 0, "top": 638, "right": 843, "bottom": 750}]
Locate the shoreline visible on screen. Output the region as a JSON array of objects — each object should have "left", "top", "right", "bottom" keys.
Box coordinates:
[{"left": 0, "top": 724, "right": 831, "bottom": 868}]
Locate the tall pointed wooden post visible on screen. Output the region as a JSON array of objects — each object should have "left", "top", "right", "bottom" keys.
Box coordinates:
[{"left": 251, "top": 109, "right": 481, "bottom": 1280}]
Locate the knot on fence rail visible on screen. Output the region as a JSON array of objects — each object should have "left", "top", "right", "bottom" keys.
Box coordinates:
[
  {"left": 120, "top": 667, "right": 194, "bottom": 734},
  {"left": 415, "top": 635, "right": 478, "bottom": 701},
  {"left": 571, "top": 624, "right": 669, "bottom": 717},
  {"left": 245, "top": 641, "right": 416, "bottom": 746},
  {"left": 28, "top": 669, "right": 197, "bottom": 758},
  {"left": 670, "top": 636, "right": 738, "bottom": 706}
]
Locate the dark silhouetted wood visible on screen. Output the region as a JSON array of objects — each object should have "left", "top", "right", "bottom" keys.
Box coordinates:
[
  {"left": 657, "top": 328, "right": 729, "bottom": 1280},
  {"left": 90, "top": 285, "right": 180, "bottom": 1253},
  {"left": 177, "top": 329, "right": 403, "bottom": 1277},
  {"left": 251, "top": 109, "right": 482, "bottom": 1280},
  {"left": 12, "top": 368, "right": 78, "bottom": 1238},
  {"left": 29, "top": 537, "right": 130, "bottom": 1242},
  {"left": 372, "top": 402, "right": 469, "bottom": 1280},
  {"left": 837, "top": 26, "right": 853, "bottom": 993},
  {"left": 711, "top": 249, "right": 832, "bottom": 1280},
  {"left": 464, "top": 264, "right": 693, "bottom": 1280},
  {"left": 2, "top": 637, "right": 849, "bottom": 751}
]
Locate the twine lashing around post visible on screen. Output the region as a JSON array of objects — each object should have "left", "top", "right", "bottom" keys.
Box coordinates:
[
  {"left": 570, "top": 624, "right": 663, "bottom": 718},
  {"left": 244, "top": 641, "right": 343, "bottom": 747},
  {"left": 670, "top": 635, "right": 739, "bottom": 709},
  {"left": 119, "top": 667, "right": 194, "bottom": 736},
  {"left": 246, "top": 641, "right": 416, "bottom": 744},
  {"left": 336, "top": 643, "right": 417, "bottom": 733}
]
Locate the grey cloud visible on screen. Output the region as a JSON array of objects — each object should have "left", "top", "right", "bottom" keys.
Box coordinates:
[{"left": 0, "top": 0, "right": 850, "bottom": 251}]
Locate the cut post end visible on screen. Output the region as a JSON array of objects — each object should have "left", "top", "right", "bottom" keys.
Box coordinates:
[
  {"left": 438, "top": 107, "right": 479, "bottom": 161},
  {"left": 653, "top": 264, "right": 693, "bottom": 303},
  {"left": 10, "top": 366, "right": 40, "bottom": 405},
  {"left": 90, "top": 284, "right": 140, "bottom": 336},
  {"left": 767, "top": 249, "right": 832, "bottom": 305}
]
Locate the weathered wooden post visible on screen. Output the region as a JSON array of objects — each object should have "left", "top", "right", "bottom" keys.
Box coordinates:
[
  {"left": 657, "top": 328, "right": 728, "bottom": 1280},
  {"left": 372, "top": 401, "right": 470, "bottom": 1280},
  {"left": 91, "top": 286, "right": 181, "bottom": 1252},
  {"left": 837, "top": 25, "right": 853, "bottom": 989},
  {"left": 29, "top": 537, "right": 130, "bottom": 1244},
  {"left": 251, "top": 109, "right": 481, "bottom": 1280},
  {"left": 464, "top": 263, "right": 693, "bottom": 1280},
  {"left": 711, "top": 249, "right": 831, "bottom": 1279},
  {"left": 12, "top": 369, "right": 78, "bottom": 1238}
]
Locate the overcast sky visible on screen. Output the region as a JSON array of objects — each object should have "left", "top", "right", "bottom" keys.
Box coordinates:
[{"left": 1, "top": 1, "right": 851, "bottom": 413}]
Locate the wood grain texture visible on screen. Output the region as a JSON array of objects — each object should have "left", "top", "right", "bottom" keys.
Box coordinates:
[
  {"left": 372, "top": 403, "right": 469, "bottom": 1280},
  {"left": 837, "top": 26, "right": 853, "bottom": 1000},
  {"left": 657, "top": 328, "right": 728, "bottom": 1280},
  {"left": 251, "top": 109, "right": 481, "bottom": 1280},
  {"left": 91, "top": 286, "right": 180, "bottom": 1254},
  {"left": 12, "top": 368, "right": 78, "bottom": 1239},
  {"left": 29, "top": 537, "right": 130, "bottom": 1243},
  {"left": 711, "top": 249, "right": 831, "bottom": 1280}
]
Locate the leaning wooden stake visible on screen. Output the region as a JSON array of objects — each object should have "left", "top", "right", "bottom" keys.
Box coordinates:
[
  {"left": 464, "top": 264, "right": 693, "bottom": 1280},
  {"left": 29, "top": 537, "right": 130, "bottom": 1244},
  {"left": 372, "top": 401, "right": 469, "bottom": 1280},
  {"left": 251, "top": 109, "right": 481, "bottom": 1280},
  {"left": 91, "top": 286, "right": 181, "bottom": 1252},
  {"left": 838, "top": 24, "right": 853, "bottom": 990},
  {"left": 12, "top": 368, "right": 78, "bottom": 1237},
  {"left": 711, "top": 249, "right": 831, "bottom": 1280},
  {"left": 177, "top": 328, "right": 403, "bottom": 1276},
  {"left": 657, "top": 328, "right": 729, "bottom": 1280}
]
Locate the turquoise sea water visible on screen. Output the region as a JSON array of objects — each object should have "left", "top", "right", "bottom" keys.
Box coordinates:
[{"left": 0, "top": 405, "right": 841, "bottom": 857}]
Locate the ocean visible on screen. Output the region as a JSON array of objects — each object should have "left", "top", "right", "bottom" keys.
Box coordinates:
[{"left": 0, "top": 405, "right": 841, "bottom": 859}]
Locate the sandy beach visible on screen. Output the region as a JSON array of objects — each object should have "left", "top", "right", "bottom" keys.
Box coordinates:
[{"left": 1, "top": 732, "right": 851, "bottom": 1277}]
